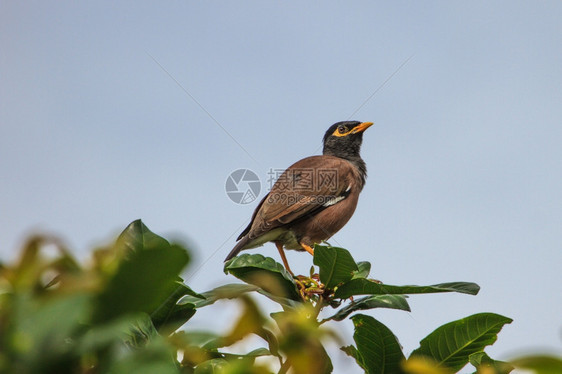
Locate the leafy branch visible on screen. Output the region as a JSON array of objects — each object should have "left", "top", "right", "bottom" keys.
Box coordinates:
[{"left": 0, "top": 220, "right": 560, "bottom": 374}]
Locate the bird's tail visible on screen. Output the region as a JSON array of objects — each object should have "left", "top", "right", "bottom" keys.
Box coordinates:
[{"left": 224, "top": 235, "right": 250, "bottom": 262}]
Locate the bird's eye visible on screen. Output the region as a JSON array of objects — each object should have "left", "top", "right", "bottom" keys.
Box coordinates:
[{"left": 338, "top": 125, "right": 347, "bottom": 134}]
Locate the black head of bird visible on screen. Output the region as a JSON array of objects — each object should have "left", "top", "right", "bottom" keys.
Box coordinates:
[{"left": 225, "top": 120, "right": 373, "bottom": 275}]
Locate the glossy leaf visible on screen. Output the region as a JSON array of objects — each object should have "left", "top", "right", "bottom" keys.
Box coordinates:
[
  {"left": 221, "top": 295, "right": 267, "bottom": 347},
  {"left": 78, "top": 314, "right": 146, "bottom": 353},
  {"left": 171, "top": 330, "right": 223, "bottom": 349},
  {"left": 10, "top": 235, "right": 80, "bottom": 291},
  {"left": 469, "top": 351, "right": 513, "bottom": 374},
  {"left": 313, "top": 245, "right": 358, "bottom": 289},
  {"left": 224, "top": 254, "right": 300, "bottom": 301},
  {"left": 194, "top": 358, "right": 229, "bottom": 373},
  {"left": 94, "top": 221, "right": 190, "bottom": 323},
  {"left": 8, "top": 293, "right": 91, "bottom": 372},
  {"left": 272, "top": 304, "right": 333, "bottom": 373},
  {"left": 115, "top": 219, "right": 172, "bottom": 255},
  {"left": 402, "top": 356, "right": 451, "bottom": 374},
  {"left": 349, "top": 314, "right": 406, "bottom": 374},
  {"left": 178, "top": 283, "right": 260, "bottom": 308},
  {"left": 335, "top": 279, "right": 480, "bottom": 299},
  {"left": 353, "top": 261, "right": 372, "bottom": 279},
  {"left": 325, "top": 295, "right": 410, "bottom": 322},
  {"left": 195, "top": 358, "right": 272, "bottom": 374},
  {"left": 151, "top": 281, "right": 202, "bottom": 332},
  {"left": 109, "top": 344, "right": 179, "bottom": 374},
  {"left": 341, "top": 345, "right": 363, "bottom": 369},
  {"left": 126, "top": 313, "right": 160, "bottom": 347},
  {"left": 256, "top": 289, "right": 301, "bottom": 310},
  {"left": 511, "top": 355, "right": 562, "bottom": 374},
  {"left": 410, "top": 313, "right": 513, "bottom": 372},
  {"left": 221, "top": 347, "right": 271, "bottom": 359}
]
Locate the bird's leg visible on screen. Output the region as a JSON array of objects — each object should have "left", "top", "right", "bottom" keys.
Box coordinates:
[
  {"left": 300, "top": 242, "right": 315, "bottom": 256},
  {"left": 275, "top": 241, "right": 294, "bottom": 276}
]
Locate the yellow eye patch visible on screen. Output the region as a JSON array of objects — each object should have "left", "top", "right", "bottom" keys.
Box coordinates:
[
  {"left": 332, "top": 122, "right": 374, "bottom": 137},
  {"left": 332, "top": 126, "right": 354, "bottom": 137}
]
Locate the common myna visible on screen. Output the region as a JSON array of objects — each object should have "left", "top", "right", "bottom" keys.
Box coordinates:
[{"left": 225, "top": 121, "right": 373, "bottom": 274}]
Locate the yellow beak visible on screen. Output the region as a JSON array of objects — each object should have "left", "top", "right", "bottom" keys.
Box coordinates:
[{"left": 352, "top": 122, "right": 374, "bottom": 134}]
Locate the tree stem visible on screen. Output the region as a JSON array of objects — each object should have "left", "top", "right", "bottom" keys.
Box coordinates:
[{"left": 278, "top": 359, "right": 291, "bottom": 374}]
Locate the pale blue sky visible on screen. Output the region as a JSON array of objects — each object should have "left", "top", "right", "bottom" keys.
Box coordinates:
[{"left": 1, "top": 2, "right": 561, "bottom": 372}]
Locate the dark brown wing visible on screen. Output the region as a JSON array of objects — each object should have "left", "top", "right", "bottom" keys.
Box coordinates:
[
  {"left": 247, "top": 155, "right": 359, "bottom": 240},
  {"left": 235, "top": 193, "right": 269, "bottom": 241}
]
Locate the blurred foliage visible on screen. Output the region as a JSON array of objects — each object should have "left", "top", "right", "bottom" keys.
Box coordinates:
[{"left": 0, "top": 220, "right": 559, "bottom": 373}]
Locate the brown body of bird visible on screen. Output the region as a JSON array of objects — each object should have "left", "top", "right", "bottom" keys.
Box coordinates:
[{"left": 225, "top": 121, "right": 373, "bottom": 274}]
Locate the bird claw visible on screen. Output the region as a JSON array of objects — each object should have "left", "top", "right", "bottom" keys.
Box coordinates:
[{"left": 294, "top": 274, "right": 326, "bottom": 301}]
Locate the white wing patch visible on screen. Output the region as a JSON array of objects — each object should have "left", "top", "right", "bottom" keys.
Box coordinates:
[
  {"left": 322, "top": 185, "right": 351, "bottom": 207},
  {"left": 322, "top": 195, "right": 346, "bottom": 207}
]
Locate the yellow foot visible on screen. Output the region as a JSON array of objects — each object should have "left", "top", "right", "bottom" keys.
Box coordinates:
[
  {"left": 275, "top": 241, "right": 294, "bottom": 276},
  {"left": 300, "top": 242, "right": 314, "bottom": 255},
  {"left": 294, "top": 274, "right": 325, "bottom": 301}
]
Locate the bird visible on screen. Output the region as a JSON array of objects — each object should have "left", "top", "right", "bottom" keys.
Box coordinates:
[{"left": 225, "top": 121, "right": 373, "bottom": 275}]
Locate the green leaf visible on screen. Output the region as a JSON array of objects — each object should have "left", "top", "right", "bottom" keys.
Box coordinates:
[
  {"left": 94, "top": 221, "right": 190, "bottom": 323},
  {"left": 108, "top": 333, "right": 179, "bottom": 374},
  {"left": 224, "top": 254, "right": 300, "bottom": 301},
  {"left": 341, "top": 345, "right": 362, "bottom": 367},
  {"left": 256, "top": 289, "right": 301, "bottom": 310},
  {"left": 469, "top": 351, "right": 513, "bottom": 373},
  {"left": 349, "top": 314, "right": 406, "bottom": 374},
  {"left": 325, "top": 295, "right": 410, "bottom": 322},
  {"left": 179, "top": 283, "right": 299, "bottom": 314},
  {"left": 115, "top": 219, "right": 172, "bottom": 255},
  {"left": 126, "top": 313, "right": 160, "bottom": 347},
  {"left": 78, "top": 314, "right": 145, "bottom": 353},
  {"left": 9, "top": 293, "right": 91, "bottom": 371},
  {"left": 150, "top": 281, "right": 202, "bottom": 332},
  {"left": 11, "top": 235, "right": 80, "bottom": 291},
  {"left": 317, "top": 344, "right": 334, "bottom": 374},
  {"left": 194, "top": 358, "right": 229, "bottom": 373},
  {"left": 334, "top": 279, "right": 480, "bottom": 299},
  {"left": 511, "top": 355, "right": 562, "bottom": 374},
  {"left": 221, "top": 347, "right": 272, "bottom": 359},
  {"left": 353, "top": 261, "right": 372, "bottom": 279},
  {"left": 172, "top": 330, "right": 223, "bottom": 349},
  {"left": 313, "top": 245, "right": 359, "bottom": 289},
  {"left": 178, "top": 283, "right": 261, "bottom": 308},
  {"left": 410, "top": 313, "right": 513, "bottom": 372}
]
